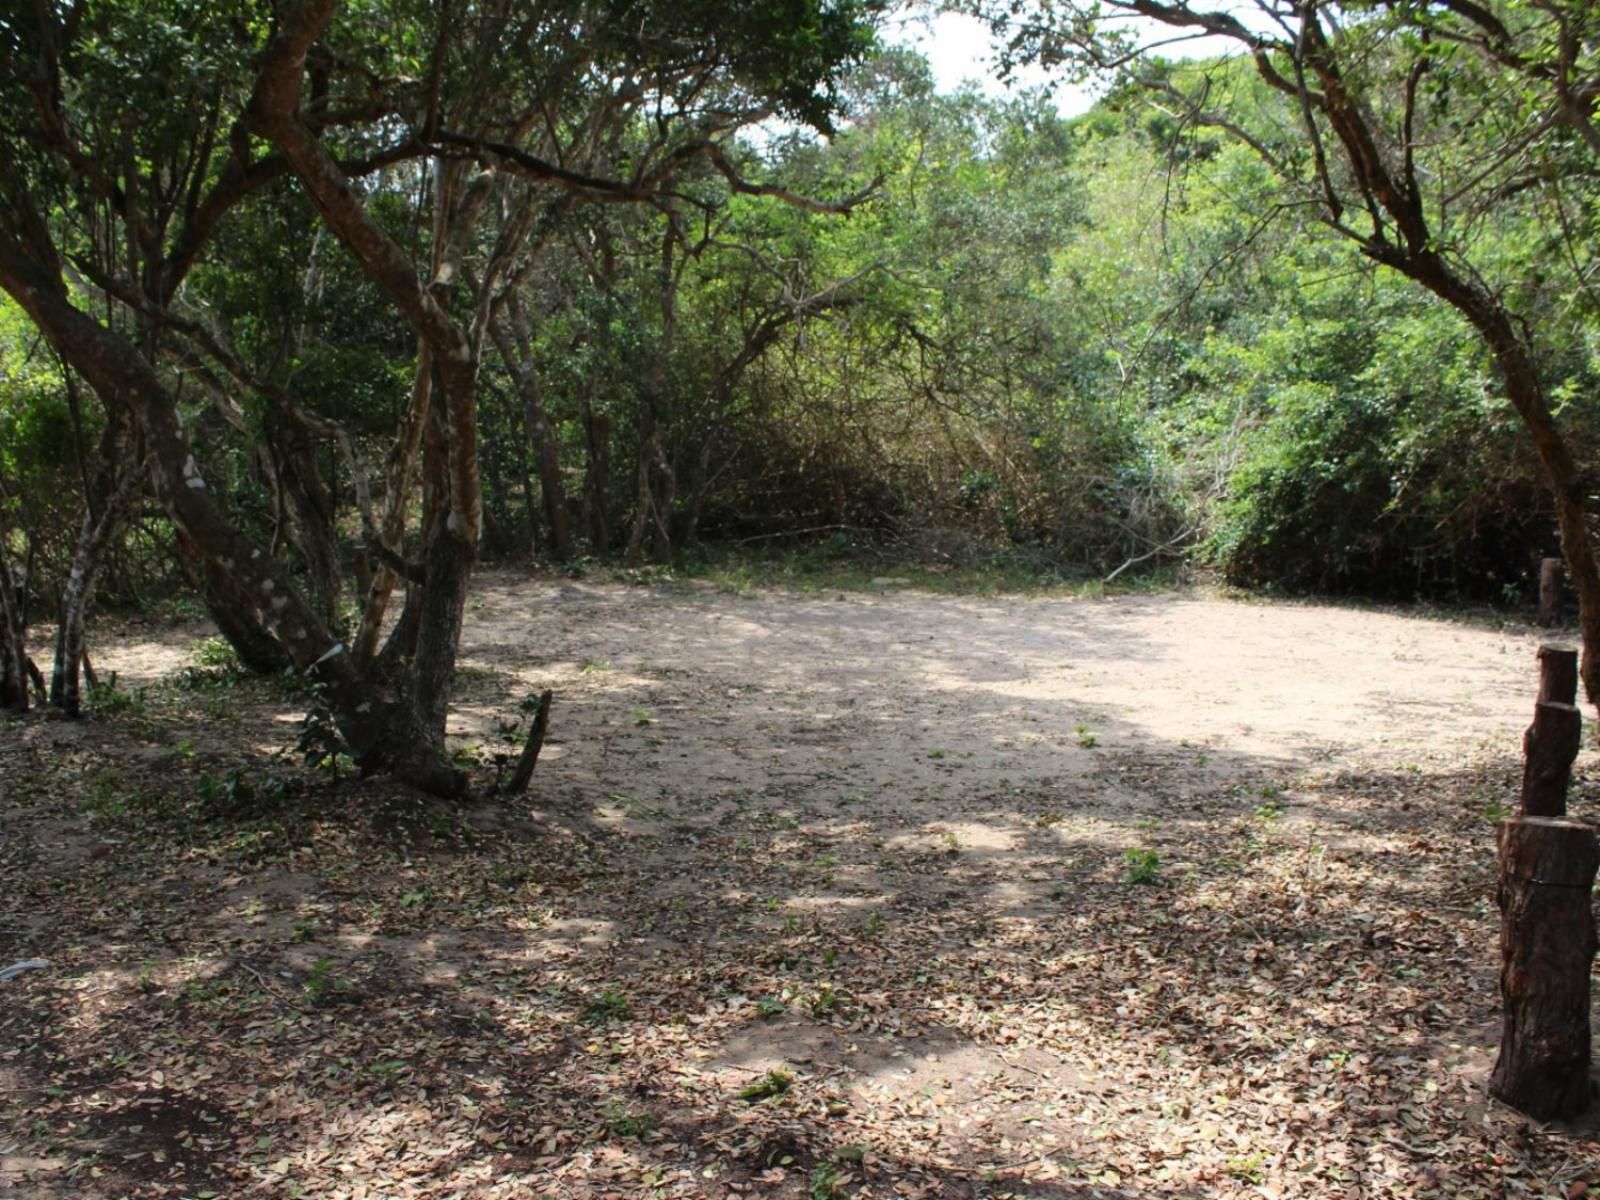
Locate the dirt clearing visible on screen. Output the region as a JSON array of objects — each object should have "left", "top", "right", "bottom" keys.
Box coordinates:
[{"left": 3, "top": 576, "right": 1595, "bottom": 1198}]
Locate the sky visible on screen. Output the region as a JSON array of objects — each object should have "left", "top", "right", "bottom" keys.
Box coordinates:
[{"left": 885, "top": 10, "right": 1099, "bottom": 115}]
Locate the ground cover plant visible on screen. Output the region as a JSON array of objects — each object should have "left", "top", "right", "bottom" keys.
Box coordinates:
[{"left": 3, "top": 574, "right": 1598, "bottom": 1198}]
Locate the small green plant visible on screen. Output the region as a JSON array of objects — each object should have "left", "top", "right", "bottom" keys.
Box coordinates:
[
  {"left": 193, "top": 636, "right": 245, "bottom": 675},
  {"left": 631, "top": 706, "right": 653, "bottom": 726},
  {"left": 1122, "top": 847, "right": 1161, "bottom": 885},
  {"left": 581, "top": 988, "right": 630, "bottom": 1025},
  {"left": 304, "top": 957, "right": 339, "bottom": 1002},
  {"left": 84, "top": 767, "right": 131, "bottom": 817},
  {"left": 1253, "top": 799, "right": 1283, "bottom": 825},
  {"left": 810, "top": 984, "right": 841, "bottom": 1017},
  {"left": 605, "top": 1103, "right": 659, "bottom": 1138},
  {"left": 926, "top": 747, "right": 947, "bottom": 760},
  {"left": 197, "top": 767, "right": 255, "bottom": 814},
  {"left": 756, "top": 996, "right": 786, "bottom": 1019},
  {"left": 87, "top": 677, "right": 144, "bottom": 716},
  {"left": 1075, "top": 723, "right": 1098, "bottom": 748},
  {"left": 1482, "top": 799, "right": 1511, "bottom": 822},
  {"left": 1225, "top": 1152, "right": 1266, "bottom": 1184},
  {"left": 940, "top": 829, "right": 960, "bottom": 856},
  {"left": 863, "top": 911, "right": 885, "bottom": 937},
  {"left": 136, "top": 964, "right": 157, "bottom": 994},
  {"left": 296, "top": 684, "right": 352, "bottom": 780},
  {"left": 809, "top": 1163, "right": 846, "bottom": 1198},
  {"left": 738, "top": 1068, "right": 793, "bottom": 1101}
]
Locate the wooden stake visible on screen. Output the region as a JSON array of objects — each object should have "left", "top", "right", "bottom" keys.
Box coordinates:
[
  {"left": 1538, "top": 644, "right": 1579, "bottom": 705},
  {"left": 1540, "top": 557, "right": 1564, "bottom": 627},
  {"left": 1491, "top": 816, "right": 1599, "bottom": 1121},
  {"left": 1523, "top": 701, "right": 1582, "bottom": 817},
  {"left": 507, "top": 689, "right": 553, "bottom": 795}
]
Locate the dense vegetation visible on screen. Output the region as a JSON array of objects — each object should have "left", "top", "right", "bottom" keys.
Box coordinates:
[{"left": 3, "top": 0, "right": 1599, "bottom": 782}]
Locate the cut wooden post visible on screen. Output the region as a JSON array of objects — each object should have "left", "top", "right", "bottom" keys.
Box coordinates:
[
  {"left": 1522, "top": 701, "right": 1582, "bottom": 817},
  {"left": 507, "top": 689, "right": 553, "bottom": 795},
  {"left": 1540, "top": 557, "right": 1564, "bottom": 626},
  {"left": 1538, "top": 644, "right": 1579, "bottom": 706},
  {"left": 1491, "top": 816, "right": 1599, "bottom": 1121}
]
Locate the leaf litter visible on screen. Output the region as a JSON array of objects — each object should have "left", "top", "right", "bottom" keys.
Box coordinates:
[{"left": 2, "top": 574, "right": 1598, "bottom": 1198}]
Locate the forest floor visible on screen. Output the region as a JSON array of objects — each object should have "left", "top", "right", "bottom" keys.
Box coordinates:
[{"left": 3, "top": 571, "right": 1599, "bottom": 1199}]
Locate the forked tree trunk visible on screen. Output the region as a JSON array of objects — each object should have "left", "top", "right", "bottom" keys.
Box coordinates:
[{"left": 0, "top": 232, "right": 460, "bottom": 793}]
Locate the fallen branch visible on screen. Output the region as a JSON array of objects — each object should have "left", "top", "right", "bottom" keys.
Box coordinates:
[{"left": 1104, "top": 525, "right": 1199, "bottom": 583}]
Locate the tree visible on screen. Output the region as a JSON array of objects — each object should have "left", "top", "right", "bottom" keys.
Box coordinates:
[
  {"left": 0, "top": 0, "right": 878, "bottom": 791},
  {"left": 980, "top": 0, "right": 1600, "bottom": 705}
]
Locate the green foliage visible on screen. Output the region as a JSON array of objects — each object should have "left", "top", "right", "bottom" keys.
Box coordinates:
[
  {"left": 1122, "top": 847, "right": 1161, "bottom": 885},
  {"left": 581, "top": 989, "right": 630, "bottom": 1025},
  {"left": 295, "top": 686, "right": 352, "bottom": 781},
  {"left": 738, "top": 1068, "right": 794, "bottom": 1101}
]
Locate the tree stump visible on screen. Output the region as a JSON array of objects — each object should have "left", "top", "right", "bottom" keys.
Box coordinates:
[
  {"left": 1523, "top": 701, "right": 1582, "bottom": 817},
  {"left": 1540, "top": 557, "right": 1564, "bottom": 627},
  {"left": 1538, "top": 644, "right": 1579, "bottom": 706},
  {"left": 1491, "top": 817, "right": 1599, "bottom": 1121}
]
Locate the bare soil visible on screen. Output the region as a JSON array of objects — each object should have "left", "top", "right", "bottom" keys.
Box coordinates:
[{"left": 3, "top": 573, "right": 1596, "bottom": 1198}]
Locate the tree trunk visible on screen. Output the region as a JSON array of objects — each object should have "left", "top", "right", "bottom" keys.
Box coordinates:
[
  {"left": 1540, "top": 557, "right": 1564, "bottom": 627},
  {"left": 272, "top": 423, "right": 341, "bottom": 630},
  {"left": 1382, "top": 248, "right": 1600, "bottom": 717},
  {"left": 51, "top": 403, "right": 141, "bottom": 715},
  {"left": 354, "top": 342, "right": 430, "bottom": 665},
  {"left": 583, "top": 402, "right": 612, "bottom": 552},
  {"left": 625, "top": 409, "right": 661, "bottom": 566},
  {"left": 0, "top": 553, "right": 29, "bottom": 713},
  {"left": 1491, "top": 816, "right": 1599, "bottom": 1121},
  {"left": 0, "top": 230, "right": 461, "bottom": 793},
  {"left": 173, "top": 528, "right": 291, "bottom": 675},
  {"left": 490, "top": 306, "right": 573, "bottom": 560}
]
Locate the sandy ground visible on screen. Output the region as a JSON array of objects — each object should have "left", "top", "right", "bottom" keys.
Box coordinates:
[
  {"left": 19, "top": 575, "right": 1586, "bottom": 1199},
  {"left": 92, "top": 576, "right": 1546, "bottom": 781},
  {"left": 445, "top": 577, "right": 1541, "bottom": 789}
]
